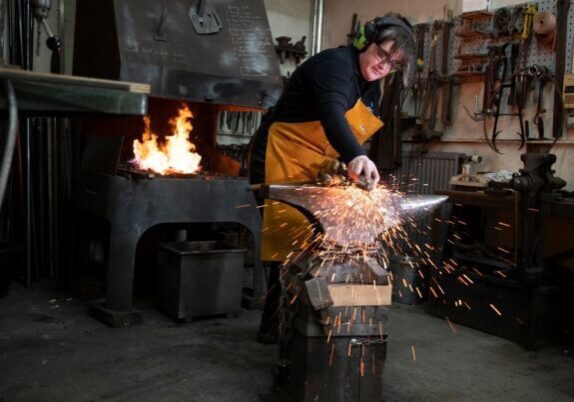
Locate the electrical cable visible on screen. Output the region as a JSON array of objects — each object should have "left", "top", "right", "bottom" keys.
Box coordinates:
[{"left": 0, "top": 79, "right": 19, "bottom": 210}]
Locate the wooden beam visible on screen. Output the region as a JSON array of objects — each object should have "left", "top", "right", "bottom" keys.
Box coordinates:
[{"left": 328, "top": 284, "right": 392, "bottom": 306}]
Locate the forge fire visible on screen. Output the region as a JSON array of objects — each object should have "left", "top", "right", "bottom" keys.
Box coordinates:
[{"left": 131, "top": 105, "right": 202, "bottom": 175}]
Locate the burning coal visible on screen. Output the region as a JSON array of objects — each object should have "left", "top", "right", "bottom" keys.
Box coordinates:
[{"left": 132, "top": 105, "right": 202, "bottom": 174}]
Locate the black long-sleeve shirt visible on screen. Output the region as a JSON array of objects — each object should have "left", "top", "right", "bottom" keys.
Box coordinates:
[{"left": 273, "top": 46, "right": 381, "bottom": 162}]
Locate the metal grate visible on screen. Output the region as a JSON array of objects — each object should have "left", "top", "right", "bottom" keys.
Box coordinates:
[
  {"left": 393, "top": 152, "right": 464, "bottom": 194},
  {"left": 385, "top": 152, "right": 464, "bottom": 252}
]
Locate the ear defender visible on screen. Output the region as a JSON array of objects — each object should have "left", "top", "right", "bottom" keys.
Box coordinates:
[
  {"left": 353, "top": 25, "right": 368, "bottom": 50},
  {"left": 353, "top": 16, "right": 415, "bottom": 50},
  {"left": 354, "top": 18, "right": 380, "bottom": 50}
]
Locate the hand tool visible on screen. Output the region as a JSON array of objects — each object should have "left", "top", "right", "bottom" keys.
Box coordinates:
[
  {"left": 482, "top": 44, "right": 510, "bottom": 153},
  {"left": 412, "top": 24, "right": 428, "bottom": 119},
  {"left": 346, "top": 13, "right": 360, "bottom": 45},
  {"left": 532, "top": 65, "right": 552, "bottom": 139},
  {"left": 441, "top": 14, "right": 453, "bottom": 127},
  {"left": 533, "top": 10, "right": 557, "bottom": 48},
  {"left": 552, "top": 0, "right": 570, "bottom": 138},
  {"left": 492, "top": 7, "right": 511, "bottom": 38},
  {"left": 31, "top": 0, "right": 62, "bottom": 73}
]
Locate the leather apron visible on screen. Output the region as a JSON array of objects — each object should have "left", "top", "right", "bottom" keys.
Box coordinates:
[{"left": 261, "top": 98, "right": 383, "bottom": 261}]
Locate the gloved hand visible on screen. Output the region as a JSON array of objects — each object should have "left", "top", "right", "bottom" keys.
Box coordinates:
[
  {"left": 317, "top": 159, "right": 348, "bottom": 187},
  {"left": 348, "top": 155, "right": 380, "bottom": 190},
  {"left": 318, "top": 159, "right": 347, "bottom": 176}
]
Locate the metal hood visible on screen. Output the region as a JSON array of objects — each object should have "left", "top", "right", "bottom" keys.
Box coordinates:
[{"left": 73, "top": 0, "right": 283, "bottom": 108}]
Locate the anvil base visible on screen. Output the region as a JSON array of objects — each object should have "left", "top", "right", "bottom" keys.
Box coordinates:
[{"left": 267, "top": 331, "right": 387, "bottom": 402}]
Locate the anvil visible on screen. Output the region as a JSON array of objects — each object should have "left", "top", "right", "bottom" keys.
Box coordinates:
[{"left": 258, "top": 184, "right": 448, "bottom": 246}]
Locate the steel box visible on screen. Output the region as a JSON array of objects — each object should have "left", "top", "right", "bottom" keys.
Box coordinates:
[{"left": 157, "top": 240, "right": 246, "bottom": 320}]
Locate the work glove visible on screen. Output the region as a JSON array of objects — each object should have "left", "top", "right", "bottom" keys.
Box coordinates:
[{"left": 348, "top": 155, "right": 380, "bottom": 190}]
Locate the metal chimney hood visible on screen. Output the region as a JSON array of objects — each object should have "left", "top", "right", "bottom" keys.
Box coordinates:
[{"left": 73, "top": 0, "right": 283, "bottom": 108}]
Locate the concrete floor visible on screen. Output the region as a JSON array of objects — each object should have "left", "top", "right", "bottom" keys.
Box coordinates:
[{"left": 1, "top": 283, "right": 573, "bottom": 402}]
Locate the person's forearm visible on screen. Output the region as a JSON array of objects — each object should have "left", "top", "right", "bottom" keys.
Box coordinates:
[{"left": 320, "top": 109, "right": 365, "bottom": 162}]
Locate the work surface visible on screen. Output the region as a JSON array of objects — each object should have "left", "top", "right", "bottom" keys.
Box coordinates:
[
  {"left": 0, "top": 67, "right": 149, "bottom": 115},
  {"left": 0, "top": 283, "right": 572, "bottom": 401}
]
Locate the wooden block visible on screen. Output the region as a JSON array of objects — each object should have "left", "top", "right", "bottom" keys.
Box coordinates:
[{"left": 328, "top": 284, "right": 392, "bottom": 306}]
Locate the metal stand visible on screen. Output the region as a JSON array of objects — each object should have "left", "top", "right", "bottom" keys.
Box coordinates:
[{"left": 74, "top": 172, "right": 263, "bottom": 327}]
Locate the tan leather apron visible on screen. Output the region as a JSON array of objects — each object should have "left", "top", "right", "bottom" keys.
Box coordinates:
[{"left": 261, "top": 98, "right": 383, "bottom": 261}]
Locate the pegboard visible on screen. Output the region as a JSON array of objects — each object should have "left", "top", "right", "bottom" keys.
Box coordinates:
[
  {"left": 449, "top": 0, "right": 574, "bottom": 78},
  {"left": 563, "top": 0, "right": 574, "bottom": 73}
]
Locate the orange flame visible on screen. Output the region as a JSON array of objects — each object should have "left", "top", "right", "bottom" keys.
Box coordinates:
[{"left": 132, "top": 106, "right": 202, "bottom": 174}]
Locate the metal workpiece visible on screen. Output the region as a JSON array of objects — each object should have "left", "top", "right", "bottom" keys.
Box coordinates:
[{"left": 260, "top": 184, "right": 448, "bottom": 246}]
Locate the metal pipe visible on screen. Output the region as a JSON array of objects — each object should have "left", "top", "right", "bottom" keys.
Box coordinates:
[
  {"left": 47, "top": 119, "right": 54, "bottom": 278},
  {"left": 0, "top": 79, "right": 19, "bottom": 211},
  {"left": 310, "top": 0, "right": 324, "bottom": 56},
  {"left": 25, "top": 0, "right": 33, "bottom": 70},
  {"left": 0, "top": 0, "right": 6, "bottom": 59},
  {"left": 25, "top": 118, "right": 32, "bottom": 287},
  {"left": 58, "top": 0, "right": 64, "bottom": 73}
]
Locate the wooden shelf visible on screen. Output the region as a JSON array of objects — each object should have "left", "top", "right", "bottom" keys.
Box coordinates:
[
  {"left": 405, "top": 137, "right": 574, "bottom": 145},
  {"left": 460, "top": 10, "right": 493, "bottom": 21},
  {"left": 453, "top": 71, "right": 485, "bottom": 77},
  {"left": 456, "top": 30, "right": 489, "bottom": 38},
  {"left": 454, "top": 53, "right": 489, "bottom": 61},
  {"left": 275, "top": 45, "right": 307, "bottom": 64},
  {"left": 0, "top": 67, "right": 149, "bottom": 115}
]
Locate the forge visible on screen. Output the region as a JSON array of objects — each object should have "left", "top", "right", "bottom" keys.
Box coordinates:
[{"left": 71, "top": 0, "right": 282, "bottom": 326}]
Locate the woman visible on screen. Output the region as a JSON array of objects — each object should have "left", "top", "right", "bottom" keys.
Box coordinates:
[{"left": 249, "top": 13, "right": 415, "bottom": 342}]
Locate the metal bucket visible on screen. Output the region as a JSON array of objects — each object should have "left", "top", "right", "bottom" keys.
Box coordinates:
[{"left": 157, "top": 240, "right": 246, "bottom": 320}]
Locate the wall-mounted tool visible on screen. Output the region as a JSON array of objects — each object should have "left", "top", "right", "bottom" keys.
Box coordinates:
[
  {"left": 346, "top": 13, "right": 360, "bottom": 46},
  {"left": 31, "top": 0, "right": 62, "bottom": 73},
  {"left": 533, "top": 10, "right": 557, "bottom": 48},
  {"left": 189, "top": 0, "right": 222, "bottom": 34},
  {"left": 0, "top": 0, "right": 6, "bottom": 59},
  {"left": 441, "top": 7, "right": 454, "bottom": 127},
  {"left": 520, "top": 4, "right": 538, "bottom": 41},
  {"left": 417, "top": 21, "right": 445, "bottom": 140},
  {"left": 154, "top": 4, "right": 169, "bottom": 42},
  {"left": 449, "top": 155, "right": 488, "bottom": 190},
  {"left": 492, "top": 7, "right": 511, "bottom": 38},
  {"left": 412, "top": 23, "right": 428, "bottom": 119},
  {"left": 274, "top": 36, "right": 307, "bottom": 64},
  {"left": 552, "top": 0, "right": 570, "bottom": 138},
  {"left": 532, "top": 65, "right": 552, "bottom": 139},
  {"left": 562, "top": 74, "right": 574, "bottom": 109}
]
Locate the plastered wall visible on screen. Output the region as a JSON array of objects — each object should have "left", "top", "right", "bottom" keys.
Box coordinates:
[
  {"left": 323, "top": 0, "right": 574, "bottom": 190},
  {"left": 323, "top": 0, "right": 459, "bottom": 49}
]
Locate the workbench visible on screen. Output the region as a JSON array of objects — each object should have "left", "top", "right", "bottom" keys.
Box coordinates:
[
  {"left": 0, "top": 66, "right": 150, "bottom": 289},
  {"left": 0, "top": 67, "right": 149, "bottom": 115},
  {"left": 428, "top": 188, "right": 574, "bottom": 348}
]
